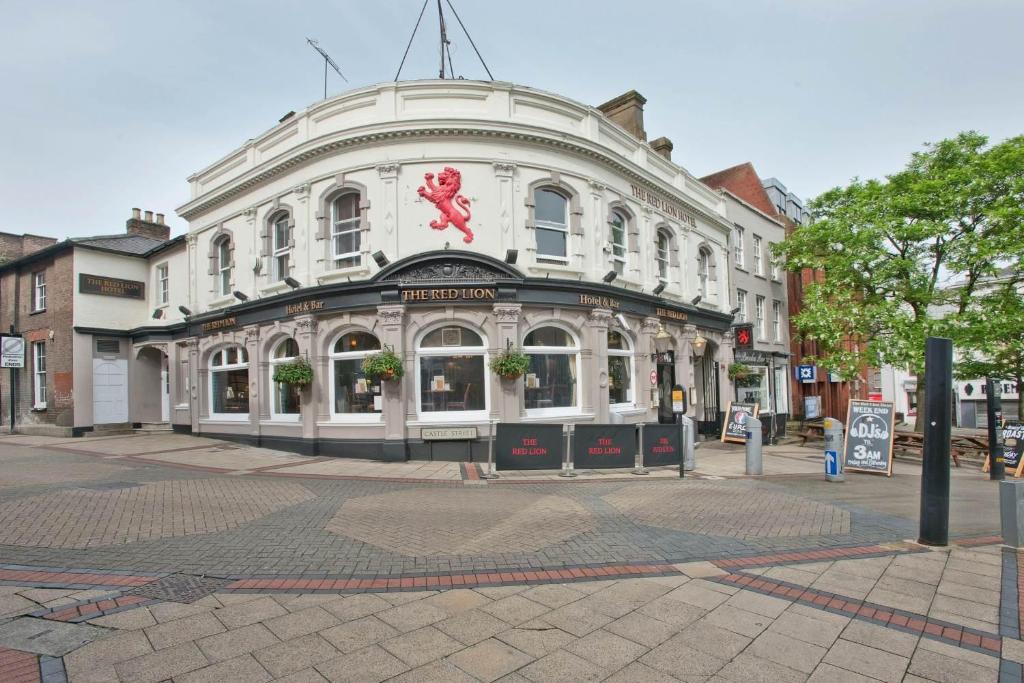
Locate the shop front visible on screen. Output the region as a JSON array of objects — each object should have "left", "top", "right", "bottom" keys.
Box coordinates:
[{"left": 173, "top": 251, "right": 732, "bottom": 460}]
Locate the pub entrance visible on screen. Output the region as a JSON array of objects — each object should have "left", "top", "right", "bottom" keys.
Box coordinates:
[
  {"left": 695, "top": 345, "right": 722, "bottom": 436},
  {"left": 655, "top": 351, "right": 676, "bottom": 424}
]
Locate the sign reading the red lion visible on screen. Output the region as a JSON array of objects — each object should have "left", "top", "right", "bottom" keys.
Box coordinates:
[{"left": 418, "top": 167, "right": 473, "bottom": 243}]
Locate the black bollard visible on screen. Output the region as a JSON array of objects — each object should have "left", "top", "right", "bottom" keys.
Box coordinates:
[
  {"left": 986, "top": 378, "right": 1005, "bottom": 480},
  {"left": 918, "top": 337, "right": 953, "bottom": 546}
]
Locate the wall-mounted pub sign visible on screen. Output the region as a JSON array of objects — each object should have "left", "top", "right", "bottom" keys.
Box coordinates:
[
  {"left": 401, "top": 287, "right": 496, "bottom": 303},
  {"left": 734, "top": 324, "right": 754, "bottom": 350},
  {"left": 79, "top": 274, "right": 145, "bottom": 299}
]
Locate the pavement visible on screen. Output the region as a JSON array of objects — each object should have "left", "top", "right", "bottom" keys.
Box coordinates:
[{"left": 0, "top": 431, "right": 1017, "bottom": 681}]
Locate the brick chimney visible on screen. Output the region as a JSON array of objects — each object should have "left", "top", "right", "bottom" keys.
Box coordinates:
[
  {"left": 597, "top": 90, "right": 647, "bottom": 141},
  {"left": 126, "top": 207, "right": 170, "bottom": 241},
  {"left": 650, "top": 136, "right": 673, "bottom": 161}
]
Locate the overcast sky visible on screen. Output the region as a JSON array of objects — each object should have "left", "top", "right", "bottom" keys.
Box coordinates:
[{"left": 2, "top": 0, "right": 1022, "bottom": 239}]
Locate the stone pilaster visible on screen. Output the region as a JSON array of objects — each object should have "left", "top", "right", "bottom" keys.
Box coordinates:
[
  {"left": 493, "top": 163, "right": 516, "bottom": 255},
  {"left": 244, "top": 326, "right": 260, "bottom": 436},
  {"left": 294, "top": 316, "right": 319, "bottom": 441},
  {"left": 586, "top": 308, "right": 613, "bottom": 422},
  {"left": 376, "top": 164, "right": 401, "bottom": 263},
  {"left": 377, "top": 304, "right": 406, "bottom": 444},
  {"left": 639, "top": 317, "right": 660, "bottom": 418},
  {"left": 492, "top": 303, "right": 522, "bottom": 422}
]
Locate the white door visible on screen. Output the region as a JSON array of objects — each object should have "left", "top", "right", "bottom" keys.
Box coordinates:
[
  {"left": 160, "top": 361, "right": 170, "bottom": 422},
  {"left": 93, "top": 359, "right": 128, "bottom": 424}
]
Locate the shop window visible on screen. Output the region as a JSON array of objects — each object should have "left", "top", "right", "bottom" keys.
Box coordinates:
[
  {"left": 215, "top": 236, "right": 232, "bottom": 296},
  {"left": 417, "top": 326, "right": 487, "bottom": 419},
  {"left": 608, "top": 330, "right": 634, "bottom": 408},
  {"left": 523, "top": 325, "right": 579, "bottom": 415},
  {"left": 330, "top": 331, "right": 382, "bottom": 419},
  {"left": 209, "top": 346, "right": 248, "bottom": 419},
  {"left": 270, "top": 212, "right": 291, "bottom": 281},
  {"left": 737, "top": 364, "right": 769, "bottom": 408},
  {"left": 534, "top": 188, "right": 569, "bottom": 262},
  {"left": 609, "top": 210, "right": 627, "bottom": 275},
  {"left": 32, "top": 272, "right": 46, "bottom": 311},
  {"left": 32, "top": 341, "right": 46, "bottom": 409},
  {"left": 331, "top": 192, "right": 362, "bottom": 268},
  {"left": 656, "top": 229, "right": 671, "bottom": 284},
  {"left": 270, "top": 338, "right": 301, "bottom": 419}
]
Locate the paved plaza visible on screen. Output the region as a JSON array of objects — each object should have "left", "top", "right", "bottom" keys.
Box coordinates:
[{"left": 0, "top": 432, "right": 1019, "bottom": 682}]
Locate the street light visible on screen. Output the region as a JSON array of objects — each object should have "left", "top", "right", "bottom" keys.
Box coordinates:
[
  {"left": 691, "top": 335, "right": 707, "bottom": 357},
  {"left": 650, "top": 323, "right": 673, "bottom": 361}
]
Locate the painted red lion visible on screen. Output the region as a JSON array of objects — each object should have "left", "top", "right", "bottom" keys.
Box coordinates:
[{"left": 418, "top": 167, "right": 473, "bottom": 243}]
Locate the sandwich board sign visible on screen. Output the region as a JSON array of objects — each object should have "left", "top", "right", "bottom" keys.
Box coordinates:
[
  {"left": 0, "top": 335, "right": 25, "bottom": 368},
  {"left": 842, "top": 400, "right": 895, "bottom": 476},
  {"left": 721, "top": 401, "right": 759, "bottom": 444}
]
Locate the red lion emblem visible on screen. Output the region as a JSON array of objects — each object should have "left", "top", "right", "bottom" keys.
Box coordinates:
[{"left": 418, "top": 167, "right": 473, "bottom": 243}]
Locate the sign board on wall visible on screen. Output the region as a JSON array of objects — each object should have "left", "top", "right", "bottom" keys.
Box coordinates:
[
  {"left": 1004, "top": 421, "right": 1023, "bottom": 470},
  {"left": 78, "top": 274, "right": 145, "bottom": 299},
  {"left": 573, "top": 425, "right": 635, "bottom": 469},
  {"left": 495, "top": 423, "right": 563, "bottom": 470},
  {"left": 721, "top": 402, "right": 759, "bottom": 444},
  {"left": 842, "top": 400, "right": 895, "bottom": 476},
  {"left": 734, "top": 325, "right": 754, "bottom": 350},
  {"left": 0, "top": 335, "right": 25, "bottom": 368},
  {"left": 797, "top": 365, "right": 816, "bottom": 383},
  {"left": 804, "top": 395, "right": 821, "bottom": 420},
  {"left": 642, "top": 424, "right": 682, "bottom": 467}
]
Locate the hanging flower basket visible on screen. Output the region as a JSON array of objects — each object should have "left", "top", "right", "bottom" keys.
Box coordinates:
[
  {"left": 272, "top": 357, "right": 313, "bottom": 387},
  {"left": 728, "top": 362, "right": 753, "bottom": 382},
  {"left": 362, "top": 346, "right": 404, "bottom": 382},
  {"left": 489, "top": 347, "right": 530, "bottom": 380}
]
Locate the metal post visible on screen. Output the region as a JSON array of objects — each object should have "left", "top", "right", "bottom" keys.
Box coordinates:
[
  {"left": 745, "top": 416, "right": 763, "bottom": 475},
  {"left": 986, "top": 378, "right": 1005, "bottom": 480},
  {"left": 919, "top": 337, "right": 953, "bottom": 546},
  {"left": 681, "top": 414, "right": 696, "bottom": 471},
  {"left": 678, "top": 417, "right": 685, "bottom": 478},
  {"left": 559, "top": 424, "right": 576, "bottom": 478},
  {"left": 482, "top": 419, "right": 499, "bottom": 479},
  {"left": 8, "top": 324, "right": 15, "bottom": 433},
  {"left": 632, "top": 422, "right": 649, "bottom": 475},
  {"left": 824, "top": 418, "right": 844, "bottom": 482}
]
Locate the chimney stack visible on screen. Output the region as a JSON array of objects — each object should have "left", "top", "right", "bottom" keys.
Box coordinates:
[
  {"left": 596, "top": 90, "right": 647, "bottom": 141},
  {"left": 650, "top": 136, "right": 673, "bottom": 161},
  {"left": 126, "top": 208, "right": 170, "bottom": 241}
]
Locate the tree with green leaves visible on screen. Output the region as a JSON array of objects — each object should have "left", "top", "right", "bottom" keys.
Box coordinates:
[{"left": 775, "top": 132, "right": 1024, "bottom": 430}]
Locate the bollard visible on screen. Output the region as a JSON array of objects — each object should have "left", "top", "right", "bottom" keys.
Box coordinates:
[
  {"left": 745, "top": 416, "right": 763, "bottom": 475},
  {"left": 987, "top": 378, "right": 1005, "bottom": 480},
  {"left": 824, "top": 418, "right": 844, "bottom": 482},
  {"left": 1001, "top": 480, "right": 1024, "bottom": 547},
  {"left": 632, "top": 422, "right": 649, "bottom": 475},
  {"left": 482, "top": 419, "right": 499, "bottom": 479},
  {"left": 559, "top": 424, "right": 577, "bottom": 478},
  {"left": 680, "top": 415, "right": 696, "bottom": 471}
]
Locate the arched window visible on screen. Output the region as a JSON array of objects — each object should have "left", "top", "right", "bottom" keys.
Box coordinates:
[
  {"left": 269, "top": 212, "right": 291, "bottom": 281},
  {"left": 215, "top": 236, "right": 232, "bottom": 296},
  {"left": 209, "top": 346, "right": 248, "bottom": 419},
  {"left": 698, "top": 247, "right": 712, "bottom": 298},
  {"left": 609, "top": 210, "right": 627, "bottom": 275},
  {"left": 331, "top": 192, "right": 362, "bottom": 268},
  {"left": 534, "top": 188, "right": 569, "bottom": 262},
  {"left": 270, "top": 338, "right": 300, "bottom": 419},
  {"left": 523, "top": 325, "right": 580, "bottom": 414},
  {"left": 608, "top": 330, "right": 634, "bottom": 408},
  {"left": 417, "top": 326, "right": 487, "bottom": 418},
  {"left": 330, "top": 331, "right": 382, "bottom": 419},
  {"left": 656, "top": 229, "right": 672, "bottom": 284}
]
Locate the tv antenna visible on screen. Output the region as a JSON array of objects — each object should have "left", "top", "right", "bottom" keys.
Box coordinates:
[
  {"left": 307, "top": 38, "right": 348, "bottom": 100},
  {"left": 395, "top": 0, "right": 493, "bottom": 81}
]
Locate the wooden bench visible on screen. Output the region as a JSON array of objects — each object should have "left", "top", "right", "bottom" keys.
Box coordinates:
[{"left": 796, "top": 421, "right": 826, "bottom": 446}]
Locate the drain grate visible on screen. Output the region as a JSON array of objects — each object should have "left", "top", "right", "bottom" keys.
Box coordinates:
[
  {"left": 127, "top": 574, "right": 232, "bottom": 603},
  {"left": 70, "top": 481, "right": 142, "bottom": 492}
]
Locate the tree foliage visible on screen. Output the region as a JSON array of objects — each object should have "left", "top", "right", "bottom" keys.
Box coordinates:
[{"left": 776, "top": 132, "right": 1024, "bottom": 388}]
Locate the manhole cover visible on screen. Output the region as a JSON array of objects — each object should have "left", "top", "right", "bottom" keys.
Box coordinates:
[
  {"left": 128, "top": 574, "right": 232, "bottom": 603},
  {"left": 70, "top": 481, "right": 142, "bottom": 491}
]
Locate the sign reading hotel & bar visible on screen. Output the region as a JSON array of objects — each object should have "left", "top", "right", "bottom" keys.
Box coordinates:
[
  {"left": 578, "top": 294, "right": 620, "bottom": 309},
  {"left": 721, "top": 401, "right": 759, "bottom": 444},
  {"left": 573, "top": 424, "right": 635, "bottom": 469},
  {"left": 843, "top": 399, "right": 895, "bottom": 476},
  {"left": 78, "top": 274, "right": 145, "bottom": 299},
  {"left": 495, "top": 423, "right": 563, "bottom": 470},
  {"left": 401, "top": 287, "right": 496, "bottom": 303},
  {"left": 642, "top": 424, "right": 682, "bottom": 467},
  {"left": 285, "top": 300, "right": 325, "bottom": 315}
]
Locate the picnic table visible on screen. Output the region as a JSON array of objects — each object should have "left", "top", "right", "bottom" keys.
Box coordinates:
[{"left": 891, "top": 431, "right": 990, "bottom": 468}]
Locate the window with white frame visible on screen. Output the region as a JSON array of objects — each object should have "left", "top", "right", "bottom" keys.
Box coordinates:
[
  {"left": 271, "top": 213, "right": 291, "bottom": 281},
  {"left": 656, "top": 229, "right": 671, "bottom": 284},
  {"left": 534, "top": 188, "right": 569, "bottom": 262},
  {"left": 753, "top": 235, "right": 764, "bottom": 276},
  {"left": 330, "top": 331, "right": 382, "bottom": 419},
  {"left": 215, "top": 237, "right": 231, "bottom": 296},
  {"left": 331, "top": 192, "right": 361, "bottom": 268},
  {"left": 736, "top": 289, "right": 747, "bottom": 322},
  {"left": 270, "top": 338, "right": 301, "bottom": 418},
  {"left": 698, "top": 248, "right": 712, "bottom": 298},
  {"left": 769, "top": 244, "right": 780, "bottom": 280},
  {"left": 417, "top": 326, "right": 487, "bottom": 419},
  {"left": 32, "top": 272, "right": 46, "bottom": 311},
  {"left": 156, "top": 264, "right": 169, "bottom": 305},
  {"left": 733, "top": 226, "right": 745, "bottom": 267},
  {"left": 737, "top": 365, "right": 769, "bottom": 408},
  {"left": 609, "top": 210, "right": 627, "bottom": 275},
  {"left": 772, "top": 300, "right": 782, "bottom": 342},
  {"left": 756, "top": 295, "right": 766, "bottom": 339},
  {"left": 209, "top": 346, "right": 248, "bottom": 418},
  {"left": 608, "top": 330, "right": 634, "bottom": 407},
  {"left": 32, "top": 342, "right": 46, "bottom": 408},
  {"left": 523, "top": 326, "right": 580, "bottom": 414}
]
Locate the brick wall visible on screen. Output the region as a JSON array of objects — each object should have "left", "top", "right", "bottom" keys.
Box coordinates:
[
  {"left": 0, "top": 232, "right": 57, "bottom": 262},
  {"left": 0, "top": 249, "right": 76, "bottom": 431}
]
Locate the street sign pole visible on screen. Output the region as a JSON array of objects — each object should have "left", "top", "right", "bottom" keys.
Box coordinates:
[
  {"left": 986, "top": 378, "right": 1005, "bottom": 480},
  {"left": 919, "top": 337, "right": 953, "bottom": 546}
]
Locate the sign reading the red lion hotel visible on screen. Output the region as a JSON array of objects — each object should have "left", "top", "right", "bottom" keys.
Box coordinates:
[
  {"left": 630, "top": 184, "right": 698, "bottom": 229},
  {"left": 79, "top": 274, "right": 145, "bottom": 299}
]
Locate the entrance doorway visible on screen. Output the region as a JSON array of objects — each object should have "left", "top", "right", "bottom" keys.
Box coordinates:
[
  {"left": 134, "top": 347, "right": 169, "bottom": 424},
  {"left": 695, "top": 346, "right": 721, "bottom": 436},
  {"left": 93, "top": 358, "right": 128, "bottom": 424},
  {"left": 655, "top": 351, "right": 675, "bottom": 424}
]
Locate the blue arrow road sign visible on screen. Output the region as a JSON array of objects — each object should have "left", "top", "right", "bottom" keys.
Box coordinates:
[{"left": 825, "top": 449, "right": 838, "bottom": 476}]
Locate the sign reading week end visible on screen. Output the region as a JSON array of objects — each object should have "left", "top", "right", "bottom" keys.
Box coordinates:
[
  {"left": 843, "top": 400, "right": 895, "bottom": 476},
  {"left": 495, "top": 423, "right": 563, "bottom": 470},
  {"left": 573, "top": 425, "right": 635, "bottom": 469}
]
